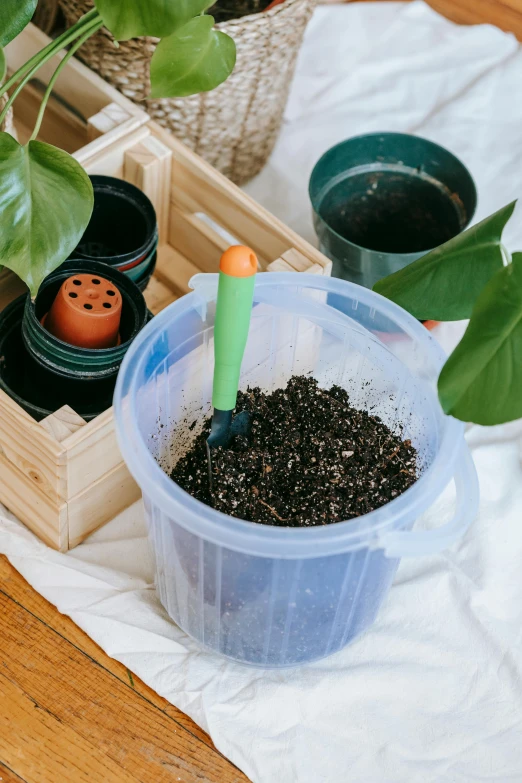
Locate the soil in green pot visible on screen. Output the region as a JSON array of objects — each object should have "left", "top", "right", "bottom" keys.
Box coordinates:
[{"left": 171, "top": 376, "right": 418, "bottom": 527}]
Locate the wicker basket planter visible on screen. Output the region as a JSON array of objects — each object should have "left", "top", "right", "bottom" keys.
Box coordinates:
[
  {"left": 34, "top": 0, "right": 60, "bottom": 34},
  {"left": 57, "top": 0, "right": 315, "bottom": 184}
]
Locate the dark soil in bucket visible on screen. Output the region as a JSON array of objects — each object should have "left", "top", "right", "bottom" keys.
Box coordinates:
[{"left": 171, "top": 376, "right": 418, "bottom": 527}]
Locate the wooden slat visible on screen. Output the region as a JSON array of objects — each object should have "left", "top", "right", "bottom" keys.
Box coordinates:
[
  {"left": 87, "top": 101, "right": 133, "bottom": 141},
  {"left": 67, "top": 461, "right": 140, "bottom": 549},
  {"left": 155, "top": 244, "right": 202, "bottom": 297},
  {"left": 124, "top": 135, "right": 173, "bottom": 244},
  {"left": 266, "top": 258, "right": 296, "bottom": 273},
  {"left": 62, "top": 408, "right": 122, "bottom": 499},
  {"left": 0, "top": 390, "right": 66, "bottom": 503},
  {"left": 0, "top": 450, "right": 67, "bottom": 551},
  {"left": 0, "top": 587, "right": 249, "bottom": 782},
  {"left": 279, "top": 248, "right": 313, "bottom": 272},
  {"left": 144, "top": 275, "right": 178, "bottom": 315},
  {"left": 39, "top": 405, "right": 87, "bottom": 444},
  {"left": 168, "top": 205, "right": 231, "bottom": 272},
  {"left": 283, "top": 247, "right": 331, "bottom": 273},
  {"left": 77, "top": 122, "right": 151, "bottom": 174},
  {"left": 267, "top": 250, "right": 331, "bottom": 276}
]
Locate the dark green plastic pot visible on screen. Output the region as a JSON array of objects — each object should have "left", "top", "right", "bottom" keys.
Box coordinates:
[
  {"left": 309, "top": 132, "right": 477, "bottom": 289},
  {"left": 0, "top": 296, "right": 117, "bottom": 421},
  {"left": 0, "top": 260, "right": 149, "bottom": 422},
  {"left": 23, "top": 259, "right": 148, "bottom": 382},
  {"left": 74, "top": 175, "right": 158, "bottom": 290}
]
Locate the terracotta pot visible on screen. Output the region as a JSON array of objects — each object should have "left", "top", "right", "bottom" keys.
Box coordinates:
[{"left": 43, "top": 273, "right": 123, "bottom": 349}]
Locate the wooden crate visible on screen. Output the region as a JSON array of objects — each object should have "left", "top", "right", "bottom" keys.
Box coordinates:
[{"left": 0, "top": 108, "right": 332, "bottom": 550}]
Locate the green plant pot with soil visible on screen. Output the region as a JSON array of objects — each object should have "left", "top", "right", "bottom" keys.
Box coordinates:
[
  {"left": 309, "top": 132, "right": 477, "bottom": 292},
  {"left": 113, "top": 271, "right": 478, "bottom": 668},
  {"left": 0, "top": 259, "right": 148, "bottom": 421}
]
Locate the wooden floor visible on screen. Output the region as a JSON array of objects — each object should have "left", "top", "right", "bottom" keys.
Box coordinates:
[{"left": 0, "top": 555, "right": 249, "bottom": 783}]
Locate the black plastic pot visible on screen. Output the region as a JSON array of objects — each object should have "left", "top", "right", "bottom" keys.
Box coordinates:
[
  {"left": 74, "top": 175, "right": 158, "bottom": 289},
  {"left": 309, "top": 132, "right": 477, "bottom": 290},
  {"left": 0, "top": 260, "right": 149, "bottom": 422},
  {"left": 23, "top": 259, "right": 148, "bottom": 381},
  {"left": 0, "top": 296, "right": 116, "bottom": 421}
]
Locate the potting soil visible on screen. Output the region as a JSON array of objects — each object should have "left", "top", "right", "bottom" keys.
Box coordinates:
[{"left": 171, "top": 376, "right": 418, "bottom": 527}]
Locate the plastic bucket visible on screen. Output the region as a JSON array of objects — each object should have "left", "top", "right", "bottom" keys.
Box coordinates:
[
  {"left": 309, "top": 132, "right": 477, "bottom": 290},
  {"left": 114, "top": 274, "right": 478, "bottom": 668}
]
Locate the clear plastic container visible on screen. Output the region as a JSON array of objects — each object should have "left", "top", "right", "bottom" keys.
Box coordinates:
[{"left": 114, "top": 274, "right": 479, "bottom": 668}]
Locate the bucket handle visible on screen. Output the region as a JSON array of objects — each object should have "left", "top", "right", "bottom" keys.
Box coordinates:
[{"left": 378, "top": 443, "right": 479, "bottom": 558}]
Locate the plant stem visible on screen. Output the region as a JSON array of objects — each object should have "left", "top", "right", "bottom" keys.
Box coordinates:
[
  {"left": 0, "top": 12, "right": 103, "bottom": 128},
  {"left": 30, "top": 20, "right": 104, "bottom": 141},
  {"left": 0, "top": 9, "right": 99, "bottom": 100},
  {"left": 501, "top": 243, "right": 512, "bottom": 266}
]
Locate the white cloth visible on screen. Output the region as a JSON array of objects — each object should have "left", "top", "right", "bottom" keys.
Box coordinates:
[{"left": 2, "top": 3, "right": 522, "bottom": 781}]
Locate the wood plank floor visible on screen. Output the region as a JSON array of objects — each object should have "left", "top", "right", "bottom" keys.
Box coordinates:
[{"left": 0, "top": 555, "right": 250, "bottom": 783}]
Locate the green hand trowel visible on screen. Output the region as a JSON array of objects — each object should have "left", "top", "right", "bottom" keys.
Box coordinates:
[{"left": 206, "top": 246, "right": 257, "bottom": 487}]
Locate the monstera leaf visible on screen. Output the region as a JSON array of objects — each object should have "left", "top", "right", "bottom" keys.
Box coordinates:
[
  {"left": 0, "top": 0, "right": 37, "bottom": 47},
  {"left": 438, "top": 252, "right": 522, "bottom": 425},
  {"left": 374, "top": 202, "right": 516, "bottom": 321},
  {"left": 150, "top": 16, "right": 236, "bottom": 98},
  {"left": 0, "top": 133, "right": 93, "bottom": 296},
  {"left": 94, "top": 0, "right": 214, "bottom": 40}
]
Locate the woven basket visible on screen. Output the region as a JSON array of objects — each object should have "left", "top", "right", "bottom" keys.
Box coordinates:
[
  {"left": 34, "top": 0, "right": 60, "bottom": 34},
  {"left": 58, "top": 0, "right": 315, "bottom": 184}
]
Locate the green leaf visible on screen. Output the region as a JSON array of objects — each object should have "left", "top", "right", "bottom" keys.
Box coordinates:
[
  {"left": 150, "top": 16, "right": 236, "bottom": 99},
  {"left": 374, "top": 201, "right": 516, "bottom": 321},
  {"left": 0, "top": 134, "right": 93, "bottom": 296},
  {"left": 0, "top": 49, "right": 6, "bottom": 84},
  {"left": 0, "top": 0, "right": 37, "bottom": 48},
  {"left": 438, "top": 252, "right": 522, "bottom": 425},
  {"left": 94, "top": 0, "right": 214, "bottom": 40}
]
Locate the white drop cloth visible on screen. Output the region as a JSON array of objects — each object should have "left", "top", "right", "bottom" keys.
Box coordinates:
[{"left": 2, "top": 3, "right": 522, "bottom": 781}]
